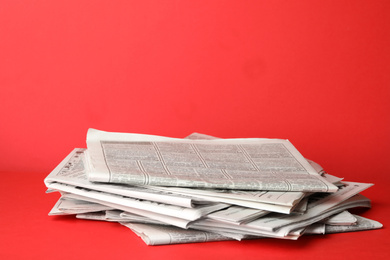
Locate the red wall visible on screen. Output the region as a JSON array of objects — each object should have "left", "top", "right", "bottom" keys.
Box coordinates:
[{"left": 1, "top": 1, "right": 389, "bottom": 183}]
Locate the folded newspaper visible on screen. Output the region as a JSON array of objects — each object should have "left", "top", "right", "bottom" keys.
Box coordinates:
[{"left": 44, "top": 129, "right": 382, "bottom": 245}]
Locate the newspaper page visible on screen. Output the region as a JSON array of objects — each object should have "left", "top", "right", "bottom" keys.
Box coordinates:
[
  {"left": 75, "top": 209, "right": 193, "bottom": 240},
  {"left": 190, "top": 219, "right": 301, "bottom": 240},
  {"left": 76, "top": 210, "right": 165, "bottom": 224},
  {"left": 183, "top": 133, "right": 330, "bottom": 206},
  {"left": 184, "top": 132, "right": 220, "bottom": 140},
  {"left": 118, "top": 211, "right": 167, "bottom": 225},
  {"left": 120, "top": 222, "right": 233, "bottom": 245},
  {"left": 79, "top": 210, "right": 124, "bottom": 222},
  {"left": 48, "top": 196, "right": 112, "bottom": 215},
  {"left": 86, "top": 129, "right": 338, "bottom": 192},
  {"left": 304, "top": 215, "right": 383, "bottom": 234},
  {"left": 190, "top": 193, "right": 371, "bottom": 239},
  {"left": 206, "top": 206, "right": 269, "bottom": 224},
  {"left": 240, "top": 182, "right": 372, "bottom": 234},
  {"left": 144, "top": 186, "right": 298, "bottom": 214},
  {"left": 291, "top": 197, "right": 309, "bottom": 214},
  {"left": 185, "top": 132, "right": 320, "bottom": 209},
  {"left": 146, "top": 186, "right": 305, "bottom": 207},
  {"left": 76, "top": 211, "right": 109, "bottom": 221},
  {"left": 46, "top": 148, "right": 323, "bottom": 214},
  {"left": 324, "top": 215, "right": 382, "bottom": 233},
  {"left": 47, "top": 182, "right": 229, "bottom": 222},
  {"left": 320, "top": 210, "right": 357, "bottom": 225},
  {"left": 302, "top": 211, "right": 357, "bottom": 234},
  {"left": 62, "top": 191, "right": 196, "bottom": 228},
  {"left": 44, "top": 148, "right": 212, "bottom": 208}
]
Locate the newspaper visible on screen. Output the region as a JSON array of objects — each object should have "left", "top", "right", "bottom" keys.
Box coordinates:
[
  {"left": 304, "top": 215, "right": 383, "bottom": 235},
  {"left": 291, "top": 197, "right": 309, "bottom": 214},
  {"left": 76, "top": 211, "right": 111, "bottom": 221},
  {"left": 44, "top": 130, "right": 382, "bottom": 246},
  {"left": 76, "top": 210, "right": 165, "bottom": 224},
  {"left": 47, "top": 182, "right": 229, "bottom": 222},
  {"left": 86, "top": 129, "right": 338, "bottom": 192},
  {"left": 206, "top": 206, "right": 269, "bottom": 224},
  {"left": 44, "top": 149, "right": 210, "bottom": 209},
  {"left": 301, "top": 210, "right": 357, "bottom": 234},
  {"left": 78, "top": 210, "right": 124, "bottom": 222},
  {"left": 144, "top": 186, "right": 300, "bottom": 214},
  {"left": 62, "top": 191, "right": 197, "bottom": 228},
  {"left": 48, "top": 181, "right": 379, "bottom": 244},
  {"left": 120, "top": 223, "right": 233, "bottom": 245},
  {"left": 320, "top": 210, "right": 357, "bottom": 225},
  {"left": 45, "top": 148, "right": 314, "bottom": 214},
  {"left": 146, "top": 185, "right": 305, "bottom": 208},
  {"left": 74, "top": 207, "right": 381, "bottom": 245},
  {"left": 324, "top": 215, "right": 383, "bottom": 233},
  {"left": 239, "top": 182, "right": 372, "bottom": 235},
  {"left": 76, "top": 210, "right": 243, "bottom": 244},
  {"left": 118, "top": 211, "right": 167, "bottom": 225},
  {"left": 189, "top": 193, "right": 371, "bottom": 239},
  {"left": 48, "top": 196, "right": 112, "bottom": 215}
]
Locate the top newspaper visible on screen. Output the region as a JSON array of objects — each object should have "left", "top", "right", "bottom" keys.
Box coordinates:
[{"left": 86, "top": 129, "right": 338, "bottom": 192}]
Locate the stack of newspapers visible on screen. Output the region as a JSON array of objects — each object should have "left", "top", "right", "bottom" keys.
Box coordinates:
[{"left": 44, "top": 129, "right": 382, "bottom": 245}]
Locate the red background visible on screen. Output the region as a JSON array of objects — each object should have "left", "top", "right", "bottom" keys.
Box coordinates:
[{"left": 1, "top": 1, "right": 389, "bottom": 259}]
